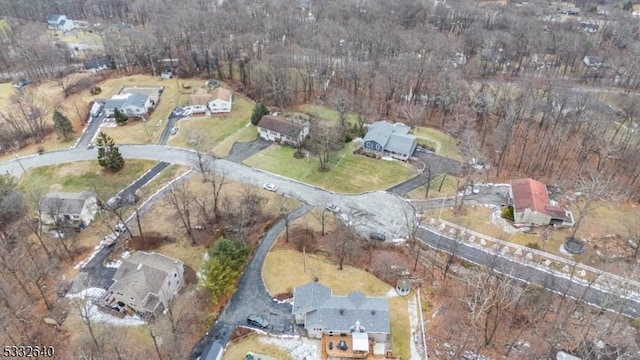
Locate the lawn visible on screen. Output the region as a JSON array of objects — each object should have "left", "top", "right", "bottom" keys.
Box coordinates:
[
  {"left": 212, "top": 124, "right": 258, "bottom": 157},
  {"left": 99, "top": 75, "right": 196, "bottom": 144},
  {"left": 406, "top": 173, "right": 459, "bottom": 200},
  {"left": 411, "top": 127, "right": 464, "bottom": 161},
  {"left": 18, "top": 159, "right": 157, "bottom": 199},
  {"left": 262, "top": 249, "right": 392, "bottom": 297},
  {"left": 296, "top": 104, "right": 359, "bottom": 126},
  {"left": 262, "top": 249, "right": 409, "bottom": 359},
  {"left": 168, "top": 95, "right": 255, "bottom": 153},
  {"left": 222, "top": 335, "right": 292, "bottom": 360},
  {"left": 243, "top": 143, "right": 415, "bottom": 193}
]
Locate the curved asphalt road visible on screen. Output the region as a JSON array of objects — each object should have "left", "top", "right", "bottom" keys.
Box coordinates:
[
  {"left": 4, "top": 144, "right": 640, "bottom": 356},
  {"left": 190, "top": 204, "right": 313, "bottom": 359}
]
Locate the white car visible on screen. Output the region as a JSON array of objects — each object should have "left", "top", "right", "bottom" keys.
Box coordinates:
[
  {"left": 326, "top": 203, "right": 340, "bottom": 213},
  {"left": 263, "top": 183, "right": 278, "bottom": 192},
  {"left": 340, "top": 213, "right": 351, "bottom": 226}
]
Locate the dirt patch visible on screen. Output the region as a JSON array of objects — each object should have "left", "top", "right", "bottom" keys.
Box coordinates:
[
  {"left": 183, "top": 265, "right": 198, "bottom": 287},
  {"left": 130, "top": 231, "right": 174, "bottom": 251},
  {"left": 230, "top": 325, "right": 257, "bottom": 342}
]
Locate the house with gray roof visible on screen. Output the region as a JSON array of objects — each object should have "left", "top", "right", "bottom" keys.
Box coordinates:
[
  {"left": 38, "top": 191, "right": 98, "bottom": 228},
  {"left": 104, "top": 92, "right": 153, "bottom": 118},
  {"left": 292, "top": 282, "right": 391, "bottom": 349},
  {"left": 105, "top": 251, "right": 184, "bottom": 317},
  {"left": 47, "top": 14, "right": 73, "bottom": 31},
  {"left": 362, "top": 121, "right": 417, "bottom": 160}
]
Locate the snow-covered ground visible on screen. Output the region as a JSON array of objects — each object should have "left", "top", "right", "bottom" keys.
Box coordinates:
[
  {"left": 105, "top": 259, "right": 122, "bottom": 268},
  {"left": 66, "top": 287, "right": 146, "bottom": 326},
  {"left": 259, "top": 337, "right": 318, "bottom": 360},
  {"left": 386, "top": 288, "right": 399, "bottom": 298},
  {"left": 73, "top": 244, "right": 103, "bottom": 269}
]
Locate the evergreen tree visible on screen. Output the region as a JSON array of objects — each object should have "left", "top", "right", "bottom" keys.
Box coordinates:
[
  {"left": 251, "top": 102, "right": 269, "bottom": 126},
  {"left": 95, "top": 132, "right": 125, "bottom": 172},
  {"left": 113, "top": 108, "right": 128, "bottom": 125},
  {"left": 52, "top": 110, "right": 74, "bottom": 141},
  {"left": 202, "top": 238, "right": 249, "bottom": 303}
]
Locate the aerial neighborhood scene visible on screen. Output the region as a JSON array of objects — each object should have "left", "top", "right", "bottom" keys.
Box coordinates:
[{"left": 2, "top": 0, "right": 640, "bottom": 359}]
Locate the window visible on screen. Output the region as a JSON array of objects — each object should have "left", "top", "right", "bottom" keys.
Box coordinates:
[{"left": 174, "top": 273, "right": 177, "bottom": 278}]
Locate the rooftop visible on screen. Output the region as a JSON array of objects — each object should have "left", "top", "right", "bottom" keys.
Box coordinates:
[{"left": 258, "top": 115, "right": 307, "bottom": 138}]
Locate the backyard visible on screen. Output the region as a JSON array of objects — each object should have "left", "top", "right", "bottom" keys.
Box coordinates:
[
  {"left": 262, "top": 248, "right": 410, "bottom": 360},
  {"left": 243, "top": 142, "right": 415, "bottom": 193},
  {"left": 411, "top": 127, "right": 464, "bottom": 161}
]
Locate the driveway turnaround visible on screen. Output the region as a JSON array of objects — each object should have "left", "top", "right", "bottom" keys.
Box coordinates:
[{"left": 190, "top": 204, "right": 313, "bottom": 360}]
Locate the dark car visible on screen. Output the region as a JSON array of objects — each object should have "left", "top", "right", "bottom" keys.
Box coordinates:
[
  {"left": 247, "top": 314, "right": 269, "bottom": 329},
  {"left": 369, "top": 232, "right": 386, "bottom": 241}
]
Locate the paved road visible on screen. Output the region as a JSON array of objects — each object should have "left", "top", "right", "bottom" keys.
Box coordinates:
[
  {"left": 4, "top": 145, "right": 640, "bottom": 344},
  {"left": 225, "top": 138, "right": 271, "bottom": 163},
  {"left": 190, "top": 204, "right": 313, "bottom": 360},
  {"left": 112, "top": 161, "right": 170, "bottom": 205},
  {"left": 417, "top": 226, "right": 640, "bottom": 317},
  {"left": 387, "top": 152, "right": 462, "bottom": 196}
]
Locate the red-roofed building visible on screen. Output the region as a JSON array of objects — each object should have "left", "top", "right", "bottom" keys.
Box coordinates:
[{"left": 510, "top": 178, "right": 571, "bottom": 226}]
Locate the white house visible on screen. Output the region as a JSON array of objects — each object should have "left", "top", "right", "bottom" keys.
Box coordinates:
[
  {"left": 257, "top": 115, "right": 309, "bottom": 146},
  {"left": 47, "top": 14, "right": 73, "bottom": 31},
  {"left": 105, "top": 252, "right": 184, "bottom": 317},
  {"left": 207, "top": 87, "right": 233, "bottom": 114},
  {"left": 38, "top": 191, "right": 99, "bottom": 228}
]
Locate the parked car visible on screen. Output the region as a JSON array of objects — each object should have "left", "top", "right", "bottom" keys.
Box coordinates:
[
  {"left": 325, "top": 203, "right": 340, "bottom": 213},
  {"left": 103, "top": 234, "right": 118, "bottom": 247},
  {"left": 340, "top": 213, "right": 351, "bottom": 226},
  {"left": 160, "top": 70, "right": 173, "bottom": 79},
  {"left": 263, "top": 183, "right": 277, "bottom": 192},
  {"left": 170, "top": 127, "right": 179, "bottom": 135},
  {"left": 172, "top": 107, "right": 184, "bottom": 116},
  {"left": 115, "top": 222, "right": 126, "bottom": 233},
  {"left": 369, "top": 232, "right": 386, "bottom": 241},
  {"left": 247, "top": 314, "right": 269, "bottom": 329}
]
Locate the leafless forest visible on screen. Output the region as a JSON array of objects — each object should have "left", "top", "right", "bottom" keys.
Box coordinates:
[
  {"left": 0, "top": 0, "right": 639, "bottom": 199},
  {"left": 1, "top": 0, "right": 640, "bottom": 358}
]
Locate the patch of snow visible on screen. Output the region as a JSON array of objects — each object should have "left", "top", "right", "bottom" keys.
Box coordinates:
[
  {"left": 67, "top": 288, "right": 146, "bottom": 326},
  {"left": 273, "top": 297, "right": 293, "bottom": 305},
  {"left": 260, "top": 337, "right": 317, "bottom": 360},
  {"left": 386, "top": 288, "right": 399, "bottom": 298},
  {"left": 407, "top": 295, "right": 425, "bottom": 360},
  {"left": 84, "top": 304, "right": 146, "bottom": 326},
  {"left": 392, "top": 238, "right": 407, "bottom": 244},
  {"left": 73, "top": 244, "right": 102, "bottom": 269},
  {"left": 122, "top": 251, "right": 131, "bottom": 259},
  {"left": 381, "top": 156, "right": 398, "bottom": 161},
  {"left": 105, "top": 260, "right": 122, "bottom": 268},
  {"left": 66, "top": 287, "right": 106, "bottom": 300}
]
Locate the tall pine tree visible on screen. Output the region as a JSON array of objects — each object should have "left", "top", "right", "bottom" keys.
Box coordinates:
[
  {"left": 113, "top": 108, "right": 128, "bottom": 125},
  {"left": 251, "top": 102, "right": 269, "bottom": 125},
  {"left": 52, "top": 110, "right": 74, "bottom": 141},
  {"left": 95, "top": 132, "right": 125, "bottom": 172}
]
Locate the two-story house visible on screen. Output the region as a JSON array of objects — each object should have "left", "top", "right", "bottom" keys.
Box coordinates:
[{"left": 257, "top": 115, "right": 310, "bottom": 146}]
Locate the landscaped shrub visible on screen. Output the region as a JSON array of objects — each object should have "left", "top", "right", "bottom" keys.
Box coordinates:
[
  {"left": 526, "top": 242, "right": 540, "bottom": 250},
  {"left": 501, "top": 205, "right": 515, "bottom": 221}
]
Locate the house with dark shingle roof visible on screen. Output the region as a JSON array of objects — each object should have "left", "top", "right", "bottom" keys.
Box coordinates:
[
  {"left": 257, "top": 115, "right": 309, "bottom": 146},
  {"left": 362, "top": 121, "right": 417, "bottom": 160},
  {"left": 38, "top": 191, "right": 98, "bottom": 228},
  {"left": 47, "top": 14, "right": 73, "bottom": 31},
  {"left": 292, "top": 282, "right": 391, "bottom": 351},
  {"left": 105, "top": 251, "right": 184, "bottom": 317}
]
